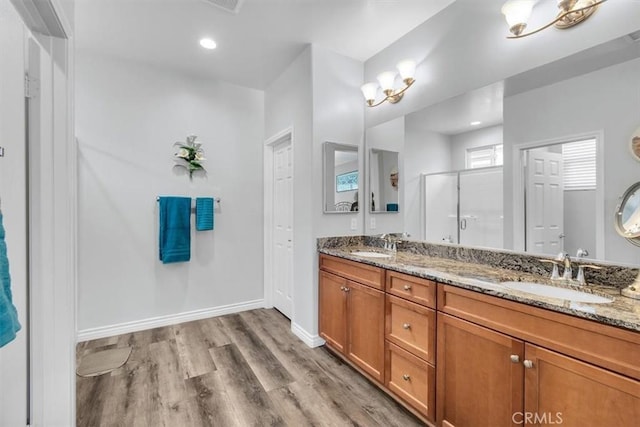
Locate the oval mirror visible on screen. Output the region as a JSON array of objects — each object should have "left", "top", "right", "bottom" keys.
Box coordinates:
[{"left": 614, "top": 181, "right": 640, "bottom": 246}]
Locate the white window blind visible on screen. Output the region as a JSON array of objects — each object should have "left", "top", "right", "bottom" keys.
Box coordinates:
[
  {"left": 466, "top": 144, "right": 503, "bottom": 169},
  {"left": 562, "top": 139, "right": 596, "bottom": 190}
]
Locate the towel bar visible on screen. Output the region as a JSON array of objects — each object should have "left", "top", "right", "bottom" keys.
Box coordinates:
[{"left": 156, "top": 196, "right": 221, "bottom": 203}]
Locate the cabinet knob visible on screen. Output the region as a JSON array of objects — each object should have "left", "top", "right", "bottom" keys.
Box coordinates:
[
  {"left": 344, "top": 287, "right": 350, "bottom": 292},
  {"left": 402, "top": 374, "right": 411, "bottom": 381},
  {"left": 402, "top": 323, "right": 411, "bottom": 330},
  {"left": 523, "top": 360, "right": 534, "bottom": 369},
  {"left": 510, "top": 355, "right": 520, "bottom": 363},
  {"left": 403, "top": 284, "right": 412, "bottom": 291},
  {"left": 340, "top": 286, "right": 345, "bottom": 291}
]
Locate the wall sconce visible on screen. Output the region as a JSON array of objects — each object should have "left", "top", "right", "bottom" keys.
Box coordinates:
[
  {"left": 501, "top": 0, "right": 607, "bottom": 39},
  {"left": 360, "top": 60, "right": 416, "bottom": 107}
]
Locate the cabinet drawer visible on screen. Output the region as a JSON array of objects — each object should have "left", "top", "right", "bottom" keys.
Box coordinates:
[
  {"left": 386, "top": 270, "right": 436, "bottom": 308},
  {"left": 439, "top": 284, "right": 640, "bottom": 381},
  {"left": 320, "top": 254, "right": 385, "bottom": 290},
  {"left": 386, "top": 341, "right": 435, "bottom": 421},
  {"left": 386, "top": 295, "right": 435, "bottom": 364}
]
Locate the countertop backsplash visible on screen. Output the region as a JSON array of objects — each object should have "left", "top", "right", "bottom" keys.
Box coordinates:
[{"left": 317, "top": 236, "right": 639, "bottom": 290}]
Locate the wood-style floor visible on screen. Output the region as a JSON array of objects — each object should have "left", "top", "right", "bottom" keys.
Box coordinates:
[{"left": 76, "top": 308, "right": 424, "bottom": 426}]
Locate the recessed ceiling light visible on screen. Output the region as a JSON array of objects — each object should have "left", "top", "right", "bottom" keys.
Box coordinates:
[
  {"left": 470, "top": 121, "right": 482, "bottom": 126},
  {"left": 199, "top": 38, "right": 217, "bottom": 50}
]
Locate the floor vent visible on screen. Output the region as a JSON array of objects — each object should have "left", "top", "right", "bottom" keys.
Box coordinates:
[{"left": 202, "top": 0, "right": 244, "bottom": 14}]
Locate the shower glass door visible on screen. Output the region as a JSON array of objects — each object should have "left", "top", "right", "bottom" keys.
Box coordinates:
[{"left": 459, "top": 167, "right": 503, "bottom": 247}]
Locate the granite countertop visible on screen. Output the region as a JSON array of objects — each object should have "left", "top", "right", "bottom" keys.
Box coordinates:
[{"left": 319, "top": 245, "right": 640, "bottom": 333}]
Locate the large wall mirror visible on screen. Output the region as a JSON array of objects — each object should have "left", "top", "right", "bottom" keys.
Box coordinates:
[
  {"left": 364, "top": 34, "right": 640, "bottom": 266},
  {"left": 323, "top": 142, "right": 359, "bottom": 213},
  {"left": 369, "top": 149, "right": 399, "bottom": 213}
]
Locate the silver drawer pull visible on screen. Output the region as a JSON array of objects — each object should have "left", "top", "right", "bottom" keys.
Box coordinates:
[
  {"left": 402, "top": 374, "right": 411, "bottom": 381},
  {"left": 523, "top": 360, "right": 534, "bottom": 369},
  {"left": 510, "top": 355, "right": 520, "bottom": 363},
  {"left": 402, "top": 323, "right": 411, "bottom": 330},
  {"left": 403, "top": 284, "right": 412, "bottom": 291}
]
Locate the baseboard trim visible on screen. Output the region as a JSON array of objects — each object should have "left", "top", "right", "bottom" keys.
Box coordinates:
[
  {"left": 291, "top": 321, "right": 325, "bottom": 348},
  {"left": 77, "top": 299, "right": 266, "bottom": 342}
]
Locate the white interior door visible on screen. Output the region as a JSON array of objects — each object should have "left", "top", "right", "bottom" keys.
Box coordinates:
[
  {"left": 0, "top": 1, "right": 28, "bottom": 425},
  {"left": 525, "top": 150, "right": 564, "bottom": 255},
  {"left": 272, "top": 139, "right": 293, "bottom": 318}
]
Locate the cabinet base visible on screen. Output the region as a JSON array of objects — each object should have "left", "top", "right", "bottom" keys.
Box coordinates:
[{"left": 321, "top": 344, "right": 435, "bottom": 427}]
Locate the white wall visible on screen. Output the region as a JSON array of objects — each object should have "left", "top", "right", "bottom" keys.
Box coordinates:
[
  {"left": 404, "top": 117, "right": 452, "bottom": 238},
  {"left": 76, "top": 53, "right": 265, "bottom": 332},
  {"left": 264, "top": 47, "right": 315, "bottom": 339},
  {"left": 364, "top": 0, "right": 640, "bottom": 128},
  {"left": 564, "top": 190, "right": 596, "bottom": 256},
  {"left": 364, "top": 116, "right": 405, "bottom": 235},
  {"left": 450, "top": 125, "right": 503, "bottom": 170},
  {"left": 0, "top": 2, "right": 28, "bottom": 425},
  {"left": 504, "top": 57, "right": 640, "bottom": 265},
  {"left": 313, "top": 45, "right": 365, "bottom": 236},
  {"left": 265, "top": 45, "right": 364, "bottom": 342}
]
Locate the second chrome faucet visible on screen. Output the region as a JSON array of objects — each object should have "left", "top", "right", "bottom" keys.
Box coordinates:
[{"left": 541, "top": 249, "right": 602, "bottom": 285}]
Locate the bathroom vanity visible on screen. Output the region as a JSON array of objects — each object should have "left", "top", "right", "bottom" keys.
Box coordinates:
[{"left": 318, "top": 238, "right": 640, "bottom": 426}]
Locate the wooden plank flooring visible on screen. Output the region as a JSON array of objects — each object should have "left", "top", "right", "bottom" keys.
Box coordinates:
[{"left": 77, "top": 309, "right": 425, "bottom": 426}]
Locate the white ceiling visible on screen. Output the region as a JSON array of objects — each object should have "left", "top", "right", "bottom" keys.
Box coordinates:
[
  {"left": 407, "top": 81, "right": 504, "bottom": 136},
  {"left": 75, "top": 0, "right": 455, "bottom": 90}
]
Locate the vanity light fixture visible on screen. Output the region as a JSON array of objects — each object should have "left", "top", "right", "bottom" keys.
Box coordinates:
[
  {"left": 361, "top": 59, "right": 416, "bottom": 107},
  {"left": 199, "top": 38, "right": 217, "bottom": 50},
  {"left": 501, "top": 0, "right": 607, "bottom": 39}
]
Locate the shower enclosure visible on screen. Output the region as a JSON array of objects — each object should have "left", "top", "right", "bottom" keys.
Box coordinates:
[{"left": 423, "top": 166, "right": 503, "bottom": 248}]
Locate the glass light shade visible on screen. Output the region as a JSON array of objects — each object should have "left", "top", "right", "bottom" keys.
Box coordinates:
[
  {"left": 396, "top": 60, "right": 416, "bottom": 81},
  {"left": 199, "top": 38, "right": 217, "bottom": 49},
  {"left": 376, "top": 71, "right": 397, "bottom": 92},
  {"left": 501, "top": 0, "right": 535, "bottom": 28},
  {"left": 360, "top": 82, "right": 379, "bottom": 102}
]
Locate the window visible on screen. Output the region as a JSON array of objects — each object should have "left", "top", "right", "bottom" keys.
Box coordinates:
[
  {"left": 562, "top": 139, "right": 596, "bottom": 190},
  {"left": 466, "top": 144, "right": 503, "bottom": 169},
  {"left": 336, "top": 170, "right": 358, "bottom": 192}
]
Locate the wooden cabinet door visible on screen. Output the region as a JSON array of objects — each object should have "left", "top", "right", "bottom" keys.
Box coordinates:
[
  {"left": 524, "top": 343, "right": 640, "bottom": 427},
  {"left": 437, "top": 313, "right": 524, "bottom": 427},
  {"left": 347, "top": 280, "right": 385, "bottom": 383},
  {"left": 319, "top": 271, "right": 347, "bottom": 353}
]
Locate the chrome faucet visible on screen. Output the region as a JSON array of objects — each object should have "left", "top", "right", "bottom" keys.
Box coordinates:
[
  {"left": 379, "top": 234, "right": 395, "bottom": 252},
  {"left": 558, "top": 252, "right": 573, "bottom": 280}
]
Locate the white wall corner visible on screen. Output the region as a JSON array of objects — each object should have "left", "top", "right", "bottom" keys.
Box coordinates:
[
  {"left": 77, "top": 299, "right": 265, "bottom": 342},
  {"left": 291, "top": 321, "right": 325, "bottom": 348}
]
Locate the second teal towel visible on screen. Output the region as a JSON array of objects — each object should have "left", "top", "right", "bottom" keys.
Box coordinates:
[
  {"left": 0, "top": 212, "right": 21, "bottom": 348},
  {"left": 196, "top": 198, "right": 214, "bottom": 231},
  {"left": 159, "top": 197, "right": 191, "bottom": 263}
]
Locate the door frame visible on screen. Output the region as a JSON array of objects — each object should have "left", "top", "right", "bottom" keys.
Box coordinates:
[
  {"left": 263, "top": 126, "right": 294, "bottom": 313},
  {"left": 512, "top": 130, "right": 604, "bottom": 258}
]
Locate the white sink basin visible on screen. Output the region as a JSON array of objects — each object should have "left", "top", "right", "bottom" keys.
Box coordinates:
[
  {"left": 350, "top": 251, "right": 392, "bottom": 259},
  {"left": 501, "top": 281, "right": 612, "bottom": 304}
]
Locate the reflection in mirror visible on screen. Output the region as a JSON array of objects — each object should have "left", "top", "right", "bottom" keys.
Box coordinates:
[
  {"left": 522, "top": 138, "right": 597, "bottom": 257},
  {"left": 368, "top": 35, "right": 640, "bottom": 265},
  {"left": 323, "top": 142, "right": 359, "bottom": 213},
  {"left": 424, "top": 166, "right": 503, "bottom": 247},
  {"left": 369, "top": 149, "right": 399, "bottom": 213},
  {"left": 615, "top": 182, "right": 640, "bottom": 244}
]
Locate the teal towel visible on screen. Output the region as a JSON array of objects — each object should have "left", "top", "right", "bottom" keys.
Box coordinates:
[
  {"left": 196, "top": 197, "right": 214, "bottom": 231},
  {"left": 0, "top": 212, "right": 21, "bottom": 348},
  {"left": 159, "top": 197, "right": 191, "bottom": 264}
]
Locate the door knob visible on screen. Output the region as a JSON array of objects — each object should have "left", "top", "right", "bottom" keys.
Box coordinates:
[{"left": 523, "top": 360, "right": 534, "bottom": 369}]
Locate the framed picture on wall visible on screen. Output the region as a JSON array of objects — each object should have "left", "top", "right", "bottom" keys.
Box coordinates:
[{"left": 631, "top": 126, "right": 640, "bottom": 162}]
